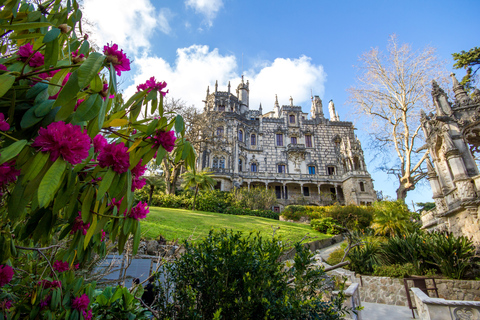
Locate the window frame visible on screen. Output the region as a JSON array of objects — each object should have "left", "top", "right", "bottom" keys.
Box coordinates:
[
  {"left": 276, "top": 133, "right": 283, "bottom": 146},
  {"left": 305, "top": 135, "right": 312, "bottom": 148},
  {"left": 251, "top": 134, "right": 256, "bottom": 146}
]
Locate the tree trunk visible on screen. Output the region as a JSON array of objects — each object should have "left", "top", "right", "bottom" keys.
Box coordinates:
[
  {"left": 148, "top": 185, "right": 155, "bottom": 206},
  {"left": 192, "top": 185, "right": 199, "bottom": 211},
  {"left": 396, "top": 179, "right": 415, "bottom": 202}
]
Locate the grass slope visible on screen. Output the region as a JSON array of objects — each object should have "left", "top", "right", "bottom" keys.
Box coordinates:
[{"left": 141, "top": 207, "right": 330, "bottom": 244}]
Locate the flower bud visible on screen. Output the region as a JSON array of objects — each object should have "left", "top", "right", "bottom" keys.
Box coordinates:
[{"left": 58, "top": 24, "right": 71, "bottom": 34}]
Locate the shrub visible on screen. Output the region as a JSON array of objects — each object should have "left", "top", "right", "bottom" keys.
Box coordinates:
[
  {"left": 347, "top": 241, "right": 381, "bottom": 274},
  {"left": 311, "top": 217, "right": 342, "bottom": 234},
  {"left": 371, "top": 201, "right": 416, "bottom": 236},
  {"left": 326, "top": 245, "right": 348, "bottom": 266},
  {"left": 195, "top": 190, "right": 233, "bottom": 213},
  {"left": 282, "top": 205, "right": 310, "bottom": 220},
  {"left": 223, "top": 206, "right": 279, "bottom": 220},
  {"left": 91, "top": 286, "right": 151, "bottom": 319},
  {"left": 232, "top": 187, "right": 277, "bottom": 210},
  {"left": 373, "top": 263, "right": 417, "bottom": 278},
  {"left": 153, "top": 230, "right": 349, "bottom": 320}
]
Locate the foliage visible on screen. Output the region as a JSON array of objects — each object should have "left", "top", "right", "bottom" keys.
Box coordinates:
[
  {"left": 373, "top": 263, "right": 417, "bottom": 278},
  {"left": 348, "top": 35, "right": 448, "bottom": 200},
  {"left": 452, "top": 47, "right": 480, "bottom": 89},
  {"left": 232, "top": 186, "right": 278, "bottom": 211},
  {"left": 152, "top": 229, "right": 349, "bottom": 320},
  {"left": 347, "top": 241, "right": 381, "bottom": 275},
  {"left": 281, "top": 205, "right": 311, "bottom": 220},
  {"left": 223, "top": 206, "right": 279, "bottom": 220},
  {"left": 311, "top": 217, "right": 342, "bottom": 235},
  {"left": 91, "top": 286, "right": 151, "bottom": 320},
  {"left": 415, "top": 202, "right": 435, "bottom": 212},
  {"left": 0, "top": 1, "right": 194, "bottom": 318},
  {"left": 180, "top": 168, "right": 216, "bottom": 210},
  {"left": 371, "top": 201, "right": 416, "bottom": 236},
  {"left": 326, "top": 244, "right": 348, "bottom": 266}
]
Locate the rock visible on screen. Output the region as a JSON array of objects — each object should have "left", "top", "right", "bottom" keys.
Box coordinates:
[{"left": 146, "top": 240, "right": 160, "bottom": 255}]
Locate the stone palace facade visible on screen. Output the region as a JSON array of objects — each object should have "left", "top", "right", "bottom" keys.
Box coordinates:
[
  {"left": 420, "top": 74, "right": 480, "bottom": 245},
  {"left": 198, "top": 77, "right": 377, "bottom": 211}
]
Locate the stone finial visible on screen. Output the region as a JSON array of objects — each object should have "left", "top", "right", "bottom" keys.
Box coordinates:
[
  {"left": 228, "top": 81, "right": 231, "bottom": 93},
  {"left": 215, "top": 80, "right": 218, "bottom": 93},
  {"left": 289, "top": 96, "right": 293, "bottom": 106},
  {"left": 259, "top": 103, "right": 262, "bottom": 114},
  {"left": 328, "top": 100, "right": 338, "bottom": 121},
  {"left": 206, "top": 85, "right": 210, "bottom": 96},
  {"left": 450, "top": 73, "right": 470, "bottom": 105},
  {"left": 431, "top": 80, "right": 445, "bottom": 97}
]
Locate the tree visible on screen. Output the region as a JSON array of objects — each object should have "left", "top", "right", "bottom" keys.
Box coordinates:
[
  {"left": 371, "top": 201, "right": 414, "bottom": 237},
  {"left": 181, "top": 169, "right": 216, "bottom": 210},
  {"left": 232, "top": 187, "right": 277, "bottom": 211},
  {"left": 452, "top": 47, "right": 480, "bottom": 90},
  {"left": 348, "top": 35, "right": 447, "bottom": 200}
]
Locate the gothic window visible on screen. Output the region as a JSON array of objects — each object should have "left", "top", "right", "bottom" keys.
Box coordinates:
[
  {"left": 308, "top": 166, "right": 316, "bottom": 174},
  {"left": 360, "top": 181, "right": 365, "bottom": 192},
  {"left": 276, "top": 134, "right": 283, "bottom": 146},
  {"left": 303, "top": 187, "right": 310, "bottom": 197},
  {"left": 238, "top": 130, "right": 243, "bottom": 141},
  {"left": 217, "top": 126, "right": 224, "bottom": 136},
  {"left": 251, "top": 162, "right": 257, "bottom": 172},
  {"left": 278, "top": 165, "right": 285, "bottom": 173},
  {"left": 239, "top": 159, "right": 243, "bottom": 171},
  {"left": 213, "top": 156, "right": 218, "bottom": 168},
  {"left": 353, "top": 157, "right": 360, "bottom": 170},
  {"left": 327, "top": 166, "right": 335, "bottom": 175},
  {"left": 219, "top": 157, "right": 225, "bottom": 169},
  {"left": 218, "top": 105, "right": 225, "bottom": 112},
  {"left": 305, "top": 135, "right": 312, "bottom": 147},
  {"left": 291, "top": 137, "right": 297, "bottom": 145},
  {"left": 251, "top": 134, "right": 256, "bottom": 146},
  {"left": 289, "top": 115, "right": 295, "bottom": 124}
]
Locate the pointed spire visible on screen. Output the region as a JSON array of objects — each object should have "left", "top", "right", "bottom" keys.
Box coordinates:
[
  {"left": 289, "top": 96, "right": 293, "bottom": 106},
  {"left": 228, "top": 81, "right": 231, "bottom": 93},
  {"left": 328, "top": 100, "right": 337, "bottom": 121},
  {"left": 450, "top": 73, "right": 470, "bottom": 105},
  {"left": 206, "top": 85, "right": 210, "bottom": 96},
  {"left": 259, "top": 103, "right": 262, "bottom": 114},
  {"left": 275, "top": 94, "right": 279, "bottom": 107},
  {"left": 215, "top": 80, "right": 218, "bottom": 93}
]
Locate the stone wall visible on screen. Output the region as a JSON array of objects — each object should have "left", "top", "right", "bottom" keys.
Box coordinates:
[{"left": 326, "top": 268, "right": 480, "bottom": 306}]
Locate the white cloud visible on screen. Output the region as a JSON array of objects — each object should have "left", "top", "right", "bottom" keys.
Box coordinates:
[
  {"left": 125, "top": 46, "right": 327, "bottom": 115},
  {"left": 185, "top": 0, "right": 223, "bottom": 27},
  {"left": 83, "top": 0, "right": 171, "bottom": 54}
]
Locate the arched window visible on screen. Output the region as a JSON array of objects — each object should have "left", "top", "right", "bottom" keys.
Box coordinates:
[
  {"left": 289, "top": 115, "right": 295, "bottom": 124},
  {"left": 212, "top": 156, "right": 218, "bottom": 168},
  {"left": 238, "top": 159, "right": 243, "bottom": 171},
  {"left": 251, "top": 134, "right": 256, "bottom": 145},
  {"left": 251, "top": 163, "right": 257, "bottom": 172},
  {"left": 238, "top": 130, "right": 243, "bottom": 141},
  {"left": 217, "top": 126, "right": 224, "bottom": 136},
  {"left": 360, "top": 181, "right": 365, "bottom": 192},
  {"left": 219, "top": 157, "right": 225, "bottom": 169}
]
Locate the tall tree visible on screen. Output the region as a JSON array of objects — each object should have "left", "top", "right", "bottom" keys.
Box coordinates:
[
  {"left": 348, "top": 35, "right": 447, "bottom": 201},
  {"left": 452, "top": 47, "right": 480, "bottom": 90},
  {"left": 181, "top": 169, "right": 216, "bottom": 210}
]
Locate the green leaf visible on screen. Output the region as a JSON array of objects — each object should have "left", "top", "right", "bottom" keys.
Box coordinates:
[
  {"left": 81, "top": 187, "right": 94, "bottom": 223},
  {"left": 23, "top": 151, "right": 49, "bottom": 183},
  {"left": 90, "top": 73, "right": 103, "bottom": 92},
  {"left": 54, "top": 72, "right": 80, "bottom": 121},
  {"left": 156, "top": 147, "right": 166, "bottom": 165},
  {"left": 48, "top": 68, "right": 70, "bottom": 96},
  {"left": 132, "top": 223, "right": 141, "bottom": 255},
  {"left": 9, "top": 32, "right": 44, "bottom": 40},
  {"left": 38, "top": 158, "right": 66, "bottom": 208},
  {"left": 44, "top": 38, "right": 59, "bottom": 68},
  {"left": 0, "top": 140, "right": 27, "bottom": 164},
  {"left": 43, "top": 27, "right": 60, "bottom": 43},
  {"left": 0, "top": 22, "right": 53, "bottom": 30},
  {"left": 175, "top": 115, "right": 185, "bottom": 134},
  {"left": 84, "top": 214, "right": 97, "bottom": 249},
  {"left": 78, "top": 40, "right": 89, "bottom": 56},
  {"left": 34, "top": 100, "right": 55, "bottom": 117},
  {"left": 74, "top": 94, "right": 102, "bottom": 122},
  {"left": 97, "top": 168, "right": 115, "bottom": 201},
  {"left": 0, "top": 73, "right": 15, "bottom": 98},
  {"left": 21, "top": 107, "right": 43, "bottom": 129},
  {"left": 109, "top": 62, "right": 117, "bottom": 93},
  {"left": 77, "top": 52, "right": 105, "bottom": 88}
]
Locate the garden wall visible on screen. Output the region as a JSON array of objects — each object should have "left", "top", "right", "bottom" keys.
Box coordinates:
[{"left": 327, "top": 268, "right": 480, "bottom": 306}]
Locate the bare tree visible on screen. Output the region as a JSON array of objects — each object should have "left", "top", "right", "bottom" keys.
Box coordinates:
[{"left": 348, "top": 35, "right": 448, "bottom": 201}]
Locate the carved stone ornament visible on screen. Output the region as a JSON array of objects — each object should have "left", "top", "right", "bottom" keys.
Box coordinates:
[
  {"left": 463, "top": 124, "right": 480, "bottom": 153},
  {"left": 451, "top": 306, "right": 480, "bottom": 320},
  {"left": 434, "top": 197, "right": 448, "bottom": 214},
  {"left": 456, "top": 180, "right": 477, "bottom": 200}
]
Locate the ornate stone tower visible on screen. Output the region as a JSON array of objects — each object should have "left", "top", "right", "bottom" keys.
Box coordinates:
[{"left": 237, "top": 75, "right": 249, "bottom": 115}]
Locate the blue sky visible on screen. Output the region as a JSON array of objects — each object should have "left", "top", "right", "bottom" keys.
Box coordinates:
[{"left": 83, "top": 0, "right": 480, "bottom": 207}]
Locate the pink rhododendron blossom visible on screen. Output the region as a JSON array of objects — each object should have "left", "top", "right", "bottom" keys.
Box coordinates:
[
  {"left": 29, "top": 51, "right": 44, "bottom": 68},
  {"left": 103, "top": 43, "right": 130, "bottom": 76},
  {"left": 52, "top": 260, "right": 69, "bottom": 273},
  {"left": 151, "top": 130, "right": 176, "bottom": 152},
  {"left": 32, "top": 121, "right": 91, "bottom": 165},
  {"left": 38, "top": 279, "right": 62, "bottom": 289},
  {"left": 93, "top": 135, "right": 107, "bottom": 153},
  {"left": 131, "top": 162, "right": 147, "bottom": 191},
  {"left": 0, "top": 299, "right": 12, "bottom": 310},
  {"left": 35, "top": 69, "right": 60, "bottom": 84},
  {"left": 127, "top": 201, "right": 149, "bottom": 220},
  {"left": 72, "top": 294, "right": 90, "bottom": 311},
  {"left": 0, "top": 265, "right": 13, "bottom": 287},
  {"left": 98, "top": 142, "right": 130, "bottom": 174},
  {"left": 17, "top": 43, "right": 33, "bottom": 60},
  {"left": 74, "top": 264, "right": 80, "bottom": 270},
  {"left": 82, "top": 309, "right": 93, "bottom": 320},
  {"left": 72, "top": 50, "right": 85, "bottom": 63},
  {"left": 0, "top": 160, "right": 20, "bottom": 188},
  {"left": 71, "top": 212, "right": 90, "bottom": 235},
  {"left": 101, "top": 230, "right": 106, "bottom": 242},
  {"left": 100, "top": 83, "right": 115, "bottom": 100},
  {"left": 111, "top": 197, "right": 123, "bottom": 211},
  {"left": 0, "top": 64, "right": 7, "bottom": 71},
  {"left": 40, "top": 295, "right": 51, "bottom": 309},
  {"left": 0, "top": 113, "right": 9, "bottom": 131},
  {"left": 136, "top": 77, "right": 168, "bottom": 96}
]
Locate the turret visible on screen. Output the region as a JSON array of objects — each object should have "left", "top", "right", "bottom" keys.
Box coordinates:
[
  {"left": 274, "top": 95, "right": 280, "bottom": 118},
  {"left": 310, "top": 95, "right": 324, "bottom": 119},
  {"left": 451, "top": 73, "right": 470, "bottom": 105},
  {"left": 431, "top": 80, "right": 452, "bottom": 116},
  {"left": 328, "top": 100, "right": 339, "bottom": 121},
  {"left": 289, "top": 96, "right": 293, "bottom": 106},
  {"left": 237, "top": 76, "right": 249, "bottom": 114}
]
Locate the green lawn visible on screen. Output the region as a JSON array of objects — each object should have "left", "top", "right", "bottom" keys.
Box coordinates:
[{"left": 140, "top": 207, "right": 330, "bottom": 244}]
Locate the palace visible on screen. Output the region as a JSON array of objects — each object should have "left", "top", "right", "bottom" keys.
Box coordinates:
[{"left": 198, "top": 77, "right": 377, "bottom": 212}]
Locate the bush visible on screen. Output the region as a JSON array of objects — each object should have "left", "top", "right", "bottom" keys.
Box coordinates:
[
  {"left": 232, "top": 187, "right": 277, "bottom": 210},
  {"left": 282, "top": 205, "right": 311, "bottom": 220},
  {"left": 347, "top": 241, "right": 381, "bottom": 274},
  {"left": 153, "top": 230, "right": 349, "bottom": 320},
  {"left": 311, "top": 217, "right": 342, "bottom": 234},
  {"left": 224, "top": 206, "right": 279, "bottom": 220},
  {"left": 195, "top": 190, "right": 233, "bottom": 213},
  {"left": 326, "top": 245, "right": 348, "bottom": 266},
  {"left": 373, "top": 263, "right": 417, "bottom": 278}
]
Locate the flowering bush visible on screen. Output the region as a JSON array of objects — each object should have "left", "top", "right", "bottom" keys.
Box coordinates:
[{"left": 0, "top": 1, "right": 195, "bottom": 319}]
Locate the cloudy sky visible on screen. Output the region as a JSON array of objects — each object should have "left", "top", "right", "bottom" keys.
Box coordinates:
[{"left": 83, "top": 0, "right": 479, "bottom": 206}]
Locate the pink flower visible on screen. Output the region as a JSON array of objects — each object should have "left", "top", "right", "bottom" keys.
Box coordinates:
[
  {"left": 72, "top": 294, "right": 90, "bottom": 311},
  {"left": 38, "top": 279, "right": 61, "bottom": 289},
  {"left": 29, "top": 51, "right": 44, "bottom": 68},
  {"left": 17, "top": 43, "right": 44, "bottom": 67},
  {"left": 40, "top": 295, "right": 51, "bottom": 309},
  {"left": 52, "top": 260, "right": 69, "bottom": 273},
  {"left": 71, "top": 212, "right": 90, "bottom": 236},
  {"left": 82, "top": 309, "right": 93, "bottom": 320},
  {"left": 35, "top": 69, "right": 60, "bottom": 84},
  {"left": 72, "top": 50, "right": 85, "bottom": 63},
  {"left": 101, "top": 230, "right": 106, "bottom": 242},
  {"left": 0, "top": 160, "right": 20, "bottom": 188},
  {"left": 74, "top": 264, "right": 80, "bottom": 270},
  {"left": 98, "top": 142, "right": 130, "bottom": 174},
  {"left": 111, "top": 197, "right": 123, "bottom": 211},
  {"left": 32, "top": 121, "right": 91, "bottom": 165},
  {"left": 136, "top": 77, "right": 168, "bottom": 96},
  {"left": 104, "top": 43, "right": 130, "bottom": 76},
  {"left": 127, "top": 201, "right": 149, "bottom": 220},
  {"left": 151, "top": 130, "right": 176, "bottom": 152},
  {"left": 93, "top": 135, "right": 107, "bottom": 153},
  {"left": 131, "top": 162, "right": 147, "bottom": 191},
  {"left": 0, "top": 64, "right": 7, "bottom": 71},
  {"left": 0, "top": 265, "right": 13, "bottom": 287},
  {"left": 0, "top": 113, "right": 9, "bottom": 131},
  {"left": 100, "top": 83, "right": 115, "bottom": 100},
  {"left": 0, "top": 299, "right": 12, "bottom": 310}
]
